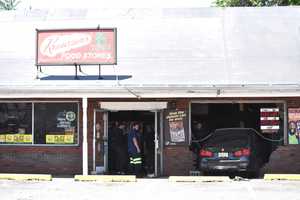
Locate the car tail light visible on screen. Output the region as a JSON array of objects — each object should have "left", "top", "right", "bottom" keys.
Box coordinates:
[
  {"left": 242, "top": 148, "right": 250, "bottom": 156},
  {"left": 234, "top": 148, "right": 250, "bottom": 157},
  {"left": 199, "top": 149, "right": 213, "bottom": 157},
  {"left": 234, "top": 150, "right": 242, "bottom": 157}
]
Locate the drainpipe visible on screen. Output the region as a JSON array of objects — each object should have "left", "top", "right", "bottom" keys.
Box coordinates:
[{"left": 82, "top": 97, "right": 88, "bottom": 175}]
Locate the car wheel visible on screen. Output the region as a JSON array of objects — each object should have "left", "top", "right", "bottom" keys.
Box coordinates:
[{"left": 199, "top": 171, "right": 205, "bottom": 176}]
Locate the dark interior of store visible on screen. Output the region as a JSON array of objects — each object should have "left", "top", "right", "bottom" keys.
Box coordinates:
[
  {"left": 191, "top": 103, "right": 284, "bottom": 172},
  {"left": 107, "top": 111, "right": 155, "bottom": 176}
]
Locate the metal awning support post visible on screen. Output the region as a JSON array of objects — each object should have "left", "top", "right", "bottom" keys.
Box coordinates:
[
  {"left": 75, "top": 64, "right": 79, "bottom": 80},
  {"left": 36, "top": 66, "right": 39, "bottom": 79},
  {"left": 98, "top": 65, "right": 103, "bottom": 80},
  {"left": 36, "top": 65, "right": 42, "bottom": 79},
  {"left": 82, "top": 97, "right": 88, "bottom": 175}
]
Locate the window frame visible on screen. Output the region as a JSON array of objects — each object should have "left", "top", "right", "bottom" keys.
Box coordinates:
[{"left": 0, "top": 100, "right": 80, "bottom": 147}]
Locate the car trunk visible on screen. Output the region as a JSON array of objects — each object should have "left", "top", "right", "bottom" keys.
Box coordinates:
[{"left": 202, "top": 130, "right": 252, "bottom": 160}]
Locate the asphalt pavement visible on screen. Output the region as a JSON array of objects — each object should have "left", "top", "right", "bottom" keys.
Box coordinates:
[{"left": 0, "top": 178, "right": 299, "bottom": 200}]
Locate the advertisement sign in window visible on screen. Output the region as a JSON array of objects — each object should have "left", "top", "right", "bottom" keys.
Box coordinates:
[
  {"left": 46, "top": 135, "right": 74, "bottom": 144},
  {"left": 5, "top": 134, "right": 32, "bottom": 143},
  {"left": 164, "top": 109, "right": 189, "bottom": 146},
  {"left": 260, "top": 108, "right": 280, "bottom": 133},
  {"left": 288, "top": 108, "right": 300, "bottom": 144}
]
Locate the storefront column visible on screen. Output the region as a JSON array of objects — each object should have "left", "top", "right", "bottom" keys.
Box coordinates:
[{"left": 82, "top": 97, "right": 88, "bottom": 175}]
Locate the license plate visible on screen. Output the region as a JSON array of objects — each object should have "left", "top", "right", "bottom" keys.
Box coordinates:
[{"left": 218, "top": 152, "right": 229, "bottom": 158}]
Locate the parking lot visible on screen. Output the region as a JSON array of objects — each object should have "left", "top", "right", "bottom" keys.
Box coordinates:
[{"left": 0, "top": 178, "right": 299, "bottom": 200}]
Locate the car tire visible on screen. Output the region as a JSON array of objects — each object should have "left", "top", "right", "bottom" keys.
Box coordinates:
[
  {"left": 198, "top": 171, "right": 205, "bottom": 176},
  {"left": 248, "top": 170, "right": 260, "bottom": 179}
]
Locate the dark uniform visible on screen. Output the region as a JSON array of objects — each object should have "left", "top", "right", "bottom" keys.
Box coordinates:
[
  {"left": 144, "top": 125, "right": 155, "bottom": 174},
  {"left": 127, "top": 128, "right": 142, "bottom": 176},
  {"left": 110, "top": 125, "right": 127, "bottom": 174}
]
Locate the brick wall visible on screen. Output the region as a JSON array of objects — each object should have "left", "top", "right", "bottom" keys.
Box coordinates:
[
  {"left": 287, "top": 98, "right": 300, "bottom": 108},
  {"left": 262, "top": 98, "right": 300, "bottom": 174},
  {"left": 0, "top": 146, "right": 82, "bottom": 175},
  {"left": 163, "top": 146, "right": 194, "bottom": 176},
  {"left": 262, "top": 145, "right": 300, "bottom": 174}
]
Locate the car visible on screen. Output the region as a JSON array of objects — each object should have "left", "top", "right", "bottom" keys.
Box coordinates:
[{"left": 195, "top": 128, "right": 267, "bottom": 177}]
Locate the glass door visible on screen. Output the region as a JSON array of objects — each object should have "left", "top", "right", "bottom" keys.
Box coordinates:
[{"left": 93, "top": 109, "right": 108, "bottom": 174}]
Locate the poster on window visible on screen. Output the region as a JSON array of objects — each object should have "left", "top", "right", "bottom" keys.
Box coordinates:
[
  {"left": 164, "top": 109, "right": 189, "bottom": 146},
  {"left": 260, "top": 108, "right": 280, "bottom": 133},
  {"left": 288, "top": 108, "right": 300, "bottom": 144},
  {"left": 56, "top": 111, "right": 76, "bottom": 129}
]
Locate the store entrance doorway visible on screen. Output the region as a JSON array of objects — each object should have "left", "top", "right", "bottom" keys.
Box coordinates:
[
  {"left": 108, "top": 111, "right": 155, "bottom": 177},
  {"left": 93, "top": 109, "right": 163, "bottom": 177}
]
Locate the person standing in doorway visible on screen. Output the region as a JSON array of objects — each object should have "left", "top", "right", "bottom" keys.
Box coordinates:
[
  {"left": 128, "top": 122, "right": 142, "bottom": 177},
  {"left": 114, "top": 123, "right": 127, "bottom": 174},
  {"left": 144, "top": 123, "right": 155, "bottom": 177}
]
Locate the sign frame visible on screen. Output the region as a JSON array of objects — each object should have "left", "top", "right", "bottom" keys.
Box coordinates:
[{"left": 35, "top": 27, "right": 117, "bottom": 66}]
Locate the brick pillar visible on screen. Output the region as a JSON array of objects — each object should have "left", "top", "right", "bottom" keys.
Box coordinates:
[{"left": 163, "top": 99, "right": 194, "bottom": 176}]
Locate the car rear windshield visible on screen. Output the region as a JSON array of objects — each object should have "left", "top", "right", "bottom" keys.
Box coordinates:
[{"left": 203, "top": 130, "right": 251, "bottom": 149}]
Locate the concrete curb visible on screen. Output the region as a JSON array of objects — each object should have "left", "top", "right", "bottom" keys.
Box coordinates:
[
  {"left": 168, "top": 176, "right": 231, "bottom": 182},
  {"left": 0, "top": 174, "right": 52, "bottom": 181},
  {"left": 264, "top": 174, "right": 300, "bottom": 181},
  {"left": 74, "top": 175, "right": 136, "bottom": 182}
]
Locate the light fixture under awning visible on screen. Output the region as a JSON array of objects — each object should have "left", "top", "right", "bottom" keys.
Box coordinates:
[{"left": 99, "top": 102, "right": 168, "bottom": 111}]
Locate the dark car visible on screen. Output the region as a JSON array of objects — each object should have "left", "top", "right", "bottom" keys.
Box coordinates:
[{"left": 196, "top": 128, "right": 267, "bottom": 177}]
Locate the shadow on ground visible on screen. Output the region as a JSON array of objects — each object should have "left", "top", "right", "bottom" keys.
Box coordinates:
[{"left": 40, "top": 75, "right": 132, "bottom": 81}]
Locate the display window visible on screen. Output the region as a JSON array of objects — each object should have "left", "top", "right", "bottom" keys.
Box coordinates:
[
  {"left": 0, "top": 102, "right": 79, "bottom": 146},
  {"left": 34, "top": 103, "right": 78, "bottom": 145},
  {"left": 0, "top": 103, "right": 33, "bottom": 144}
]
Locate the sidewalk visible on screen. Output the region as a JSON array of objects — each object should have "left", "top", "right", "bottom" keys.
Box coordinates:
[{"left": 1, "top": 178, "right": 300, "bottom": 200}]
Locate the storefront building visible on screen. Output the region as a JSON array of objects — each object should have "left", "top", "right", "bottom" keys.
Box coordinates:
[{"left": 0, "top": 7, "right": 300, "bottom": 176}]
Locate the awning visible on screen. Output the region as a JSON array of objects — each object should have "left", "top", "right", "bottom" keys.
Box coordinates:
[{"left": 99, "top": 101, "right": 168, "bottom": 111}]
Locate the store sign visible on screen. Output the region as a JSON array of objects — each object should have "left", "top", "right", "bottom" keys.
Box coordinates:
[
  {"left": 260, "top": 108, "right": 280, "bottom": 133},
  {"left": 164, "top": 109, "right": 189, "bottom": 146},
  {"left": 288, "top": 108, "right": 300, "bottom": 144},
  {"left": 36, "top": 28, "right": 117, "bottom": 65}
]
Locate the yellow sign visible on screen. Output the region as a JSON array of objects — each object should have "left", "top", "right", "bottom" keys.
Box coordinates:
[
  {"left": 0, "top": 134, "right": 32, "bottom": 143},
  {"left": 64, "top": 135, "right": 74, "bottom": 144},
  {"left": 0, "top": 135, "right": 6, "bottom": 143},
  {"left": 46, "top": 134, "right": 74, "bottom": 144},
  {"left": 23, "top": 135, "right": 32, "bottom": 143}
]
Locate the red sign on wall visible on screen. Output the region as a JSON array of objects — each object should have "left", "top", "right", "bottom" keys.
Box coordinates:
[{"left": 36, "top": 28, "right": 117, "bottom": 66}]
